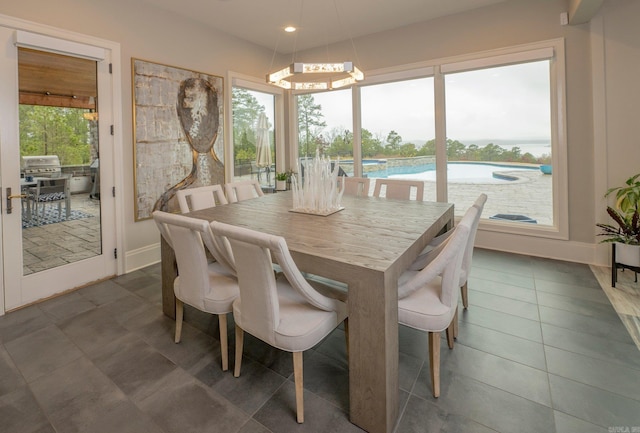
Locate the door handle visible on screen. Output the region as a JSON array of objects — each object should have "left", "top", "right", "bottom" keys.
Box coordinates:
[{"left": 6, "top": 187, "right": 26, "bottom": 215}]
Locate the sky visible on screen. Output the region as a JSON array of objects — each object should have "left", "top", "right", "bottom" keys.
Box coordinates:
[{"left": 309, "top": 60, "right": 552, "bottom": 152}]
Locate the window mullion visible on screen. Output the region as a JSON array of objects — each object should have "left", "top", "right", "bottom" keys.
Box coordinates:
[{"left": 434, "top": 65, "right": 447, "bottom": 202}]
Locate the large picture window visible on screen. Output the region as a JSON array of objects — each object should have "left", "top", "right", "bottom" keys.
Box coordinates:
[
  {"left": 293, "top": 40, "right": 566, "bottom": 238},
  {"left": 444, "top": 60, "right": 553, "bottom": 225}
]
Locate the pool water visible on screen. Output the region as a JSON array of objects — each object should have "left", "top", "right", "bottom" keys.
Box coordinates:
[{"left": 369, "top": 162, "right": 537, "bottom": 183}]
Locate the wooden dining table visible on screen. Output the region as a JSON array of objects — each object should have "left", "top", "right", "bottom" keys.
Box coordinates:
[{"left": 160, "top": 191, "right": 453, "bottom": 433}]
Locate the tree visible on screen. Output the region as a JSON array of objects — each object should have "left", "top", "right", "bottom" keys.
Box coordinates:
[
  {"left": 477, "top": 143, "right": 504, "bottom": 161},
  {"left": 418, "top": 139, "right": 436, "bottom": 156},
  {"left": 297, "top": 94, "right": 327, "bottom": 159},
  {"left": 465, "top": 144, "right": 480, "bottom": 161},
  {"left": 19, "top": 105, "right": 91, "bottom": 165},
  {"left": 231, "top": 88, "right": 265, "bottom": 162},
  {"left": 399, "top": 142, "right": 417, "bottom": 157},
  {"left": 446, "top": 139, "right": 466, "bottom": 160},
  {"left": 361, "top": 129, "right": 384, "bottom": 157},
  {"left": 385, "top": 130, "right": 402, "bottom": 155},
  {"left": 502, "top": 146, "right": 522, "bottom": 161},
  {"left": 326, "top": 127, "right": 352, "bottom": 158},
  {"left": 232, "top": 88, "right": 264, "bottom": 133}
]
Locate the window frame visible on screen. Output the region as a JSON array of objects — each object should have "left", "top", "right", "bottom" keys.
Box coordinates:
[
  {"left": 226, "top": 71, "right": 285, "bottom": 181},
  {"left": 436, "top": 39, "right": 568, "bottom": 239},
  {"left": 289, "top": 38, "right": 567, "bottom": 240}
]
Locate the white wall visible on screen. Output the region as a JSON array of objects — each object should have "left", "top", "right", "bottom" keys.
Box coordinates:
[
  {"left": 591, "top": 0, "right": 640, "bottom": 264},
  {"left": 1, "top": 0, "right": 635, "bottom": 268}
]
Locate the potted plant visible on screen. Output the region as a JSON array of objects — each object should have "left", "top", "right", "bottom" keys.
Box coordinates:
[
  {"left": 597, "top": 173, "right": 640, "bottom": 270},
  {"left": 605, "top": 173, "right": 640, "bottom": 215},
  {"left": 275, "top": 172, "right": 288, "bottom": 191}
]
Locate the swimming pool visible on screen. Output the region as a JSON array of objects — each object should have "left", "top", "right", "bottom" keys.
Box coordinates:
[{"left": 370, "top": 162, "right": 538, "bottom": 183}]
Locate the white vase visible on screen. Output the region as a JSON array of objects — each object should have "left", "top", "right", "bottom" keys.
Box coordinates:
[
  {"left": 615, "top": 242, "right": 640, "bottom": 267},
  {"left": 276, "top": 180, "right": 287, "bottom": 191}
]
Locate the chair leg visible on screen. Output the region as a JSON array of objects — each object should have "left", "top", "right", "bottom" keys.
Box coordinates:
[
  {"left": 453, "top": 306, "right": 459, "bottom": 339},
  {"left": 461, "top": 282, "right": 469, "bottom": 309},
  {"left": 446, "top": 322, "right": 455, "bottom": 349},
  {"left": 234, "top": 326, "right": 244, "bottom": 378},
  {"left": 293, "top": 351, "right": 304, "bottom": 423},
  {"left": 428, "top": 332, "right": 441, "bottom": 398},
  {"left": 218, "top": 314, "right": 228, "bottom": 371},
  {"left": 174, "top": 299, "right": 184, "bottom": 343}
]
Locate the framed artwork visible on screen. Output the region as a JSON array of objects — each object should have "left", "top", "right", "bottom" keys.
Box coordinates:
[{"left": 132, "top": 58, "right": 224, "bottom": 221}]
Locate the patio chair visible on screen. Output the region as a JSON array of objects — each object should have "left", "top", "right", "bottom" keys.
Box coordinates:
[
  {"left": 210, "top": 220, "right": 348, "bottom": 423},
  {"left": 176, "top": 184, "right": 228, "bottom": 213},
  {"left": 372, "top": 178, "right": 424, "bottom": 201},
  {"left": 397, "top": 206, "right": 475, "bottom": 397},
  {"left": 224, "top": 179, "right": 264, "bottom": 203},
  {"left": 152, "top": 210, "right": 238, "bottom": 371},
  {"left": 28, "top": 176, "right": 71, "bottom": 222}
]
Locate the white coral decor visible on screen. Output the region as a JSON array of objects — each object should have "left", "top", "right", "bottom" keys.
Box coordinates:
[{"left": 291, "top": 151, "right": 345, "bottom": 215}]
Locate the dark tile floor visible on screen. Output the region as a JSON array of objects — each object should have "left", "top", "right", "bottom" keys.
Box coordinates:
[{"left": 1, "top": 249, "right": 639, "bottom": 433}]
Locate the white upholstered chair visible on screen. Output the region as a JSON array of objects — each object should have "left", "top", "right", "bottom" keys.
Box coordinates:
[
  {"left": 224, "top": 179, "right": 264, "bottom": 203},
  {"left": 337, "top": 176, "right": 370, "bottom": 197},
  {"left": 397, "top": 207, "right": 475, "bottom": 397},
  {"left": 152, "top": 211, "right": 238, "bottom": 371},
  {"left": 176, "top": 184, "right": 228, "bottom": 213},
  {"left": 409, "top": 193, "right": 487, "bottom": 310},
  {"left": 372, "top": 178, "right": 424, "bottom": 201},
  {"left": 210, "top": 221, "right": 348, "bottom": 423}
]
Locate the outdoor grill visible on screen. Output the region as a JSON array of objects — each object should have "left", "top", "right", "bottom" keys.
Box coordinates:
[{"left": 21, "top": 155, "right": 62, "bottom": 178}]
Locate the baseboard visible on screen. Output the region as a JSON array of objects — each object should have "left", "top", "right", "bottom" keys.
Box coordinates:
[
  {"left": 475, "top": 229, "right": 602, "bottom": 265},
  {"left": 123, "top": 231, "right": 606, "bottom": 274},
  {"left": 125, "top": 242, "right": 160, "bottom": 273}
]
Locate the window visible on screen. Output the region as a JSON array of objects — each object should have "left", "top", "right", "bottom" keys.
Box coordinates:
[
  {"left": 296, "top": 89, "right": 353, "bottom": 172},
  {"left": 444, "top": 60, "right": 553, "bottom": 225},
  {"left": 231, "top": 86, "right": 277, "bottom": 188},
  {"left": 360, "top": 77, "right": 436, "bottom": 200},
  {"left": 290, "top": 40, "right": 566, "bottom": 238}
]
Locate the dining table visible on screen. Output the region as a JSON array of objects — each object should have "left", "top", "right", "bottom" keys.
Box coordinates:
[{"left": 159, "top": 191, "right": 454, "bottom": 433}]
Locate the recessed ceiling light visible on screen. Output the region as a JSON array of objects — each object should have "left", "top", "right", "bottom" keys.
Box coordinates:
[{"left": 284, "top": 26, "right": 296, "bottom": 33}]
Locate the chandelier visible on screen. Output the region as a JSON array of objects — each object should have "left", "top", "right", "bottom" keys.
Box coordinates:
[
  {"left": 266, "top": 0, "right": 364, "bottom": 90},
  {"left": 267, "top": 61, "right": 364, "bottom": 90}
]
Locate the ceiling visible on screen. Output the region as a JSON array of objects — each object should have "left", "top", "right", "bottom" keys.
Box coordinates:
[
  {"left": 18, "top": 48, "right": 97, "bottom": 109},
  {"left": 137, "top": 0, "right": 511, "bottom": 54}
]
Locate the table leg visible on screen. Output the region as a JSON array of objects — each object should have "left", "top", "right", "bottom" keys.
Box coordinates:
[
  {"left": 348, "top": 271, "right": 399, "bottom": 433},
  {"left": 160, "top": 236, "right": 177, "bottom": 319}
]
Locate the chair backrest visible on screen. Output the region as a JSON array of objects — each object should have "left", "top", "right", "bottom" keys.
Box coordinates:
[
  {"left": 460, "top": 193, "right": 487, "bottom": 280},
  {"left": 34, "top": 177, "right": 68, "bottom": 202},
  {"left": 224, "top": 180, "right": 264, "bottom": 203},
  {"left": 398, "top": 207, "right": 476, "bottom": 307},
  {"left": 372, "top": 178, "right": 424, "bottom": 201},
  {"left": 337, "top": 176, "right": 370, "bottom": 197},
  {"left": 210, "top": 221, "right": 343, "bottom": 345},
  {"left": 153, "top": 211, "right": 235, "bottom": 309},
  {"left": 176, "top": 184, "right": 228, "bottom": 213}
]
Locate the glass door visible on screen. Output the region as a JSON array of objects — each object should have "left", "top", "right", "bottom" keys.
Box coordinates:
[
  {"left": 0, "top": 27, "right": 117, "bottom": 312},
  {"left": 18, "top": 47, "right": 102, "bottom": 274}
]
